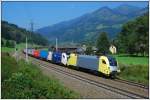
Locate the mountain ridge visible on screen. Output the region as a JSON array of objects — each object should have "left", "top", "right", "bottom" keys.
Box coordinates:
[{"left": 36, "top": 5, "right": 148, "bottom": 44}]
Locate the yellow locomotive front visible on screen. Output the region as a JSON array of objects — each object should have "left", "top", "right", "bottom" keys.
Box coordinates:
[{"left": 98, "top": 56, "right": 119, "bottom": 77}]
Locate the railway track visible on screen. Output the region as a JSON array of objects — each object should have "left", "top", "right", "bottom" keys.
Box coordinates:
[
  {"left": 30, "top": 57, "right": 149, "bottom": 99},
  {"left": 114, "top": 77, "right": 148, "bottom": 89}
]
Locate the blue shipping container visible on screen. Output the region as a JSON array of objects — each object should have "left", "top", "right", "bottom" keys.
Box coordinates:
[
  {"left": 40, "top": 50, "right": 48, "bottom": 59},
  {"left": 52, "top": 52, "right": 62, "bottom": 64}
]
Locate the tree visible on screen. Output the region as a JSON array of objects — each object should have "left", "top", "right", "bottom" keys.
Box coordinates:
[
  {"left": 85, "top": 46, "right": 93, "bottom": 55},
  {"left": 6, "top": 40, "right": 10, "bottom": 47},
  {"left": 5, "top": 40, "right": 15, "bottom": 48},
  {"left": 96, "top": 32, "right": 110, "bottom": 54},
  {"left": 9, "top": 41, "right": 15, "bottom": 48},
  {"left": 2, "top": 21, "right": 49, "bottom": 46},
  {"left": 116, "top": 12, "right": 148, "bottom": 56},
  {"left": 1, "top": 39, "right": 4, "bottom": 47}
]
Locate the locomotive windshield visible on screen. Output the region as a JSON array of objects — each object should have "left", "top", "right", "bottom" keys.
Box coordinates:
[{"left": 108, "top": 57, "right": 117, "bottom": 66}]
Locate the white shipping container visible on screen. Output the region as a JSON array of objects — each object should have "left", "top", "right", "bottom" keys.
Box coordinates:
[
  {"left": 61, "top": 53, "right": 67, "bottom": 65},
  {"left": 47, "top": 51, "right": 53, "bottom": 61}
]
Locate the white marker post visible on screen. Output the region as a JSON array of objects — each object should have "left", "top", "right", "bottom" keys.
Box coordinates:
[
  {"left": 13, "top": 41, "right": 17, "bottom": 60},
  {"left": 26, "top": 36, "right": 28, "bottom": 62}
]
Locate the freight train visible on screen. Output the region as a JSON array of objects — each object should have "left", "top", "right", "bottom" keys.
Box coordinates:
[{"left": 23, "top": 48, "right": 120, "bottom": 78}]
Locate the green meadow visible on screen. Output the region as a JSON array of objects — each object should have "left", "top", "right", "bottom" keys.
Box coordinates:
[
  {"left": 1, "top": 43, "right": 41, "bottom": 52},
  {"left": 114, "top": 55, "right": 149, "bottom": 65}
]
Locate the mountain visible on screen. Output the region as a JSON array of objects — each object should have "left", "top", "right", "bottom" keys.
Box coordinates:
[
  {"left": 36, "top": 5, "right": 148, "bottom": 44},
  {"left": 2, "top": 21, "right": 49, "bottom": 46},
  {"left": 114, "top": 4, "right": 141, "bottom": 15}
]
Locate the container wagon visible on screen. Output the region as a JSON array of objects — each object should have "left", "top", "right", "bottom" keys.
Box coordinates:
[
  {"left": 52, "top": 52, "right": 62, "bottom": 64},
  {"left": 28, "top": 49, "right": 34, "bottom": 55},
  {"left": 67, "top": 53, "right": 78, "bottom": 66},
  {"left": 47, "top": 51, "right": 53, "bottom": 61},
  {"left": 61, "top": 53, "right": 68, "bottom": 65},
  {"left": 33, "top": 50, "right": 40, "bottom": 58},
  {"left": 40, "top": 50, "right": 48, "bottom": 59}
]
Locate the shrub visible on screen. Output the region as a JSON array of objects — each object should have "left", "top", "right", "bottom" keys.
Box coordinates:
[
  {"left": 5, "top": 40, "right": 15, "bottom": 48},
  {"left": 1, "top": 53, "right": 80, "bottom": 99}
]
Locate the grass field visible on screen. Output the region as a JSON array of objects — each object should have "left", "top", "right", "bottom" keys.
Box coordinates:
[
  {"left": 1, "top": 47, "right": 15, "bottom": 52},
  {"left": 1, "top": 43, "right": 41, "bottom": 53},
  {"left": 112, "top": 54, "right": 149, "bottom": 66},
  {"left": 111, "top": 54, "right": 149, "bottom": 85},
  {"left": 1, "top": 53, "right": 80, "bottom": 99}
]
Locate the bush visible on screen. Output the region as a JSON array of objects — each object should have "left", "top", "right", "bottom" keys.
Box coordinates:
[
  {"left": 1, "top": 54, "right": 18, "bottom": 82},
  {"left": 5, "top": 40, "right": 15, "bottom": 48},
  {"left": 1, "top": 53, "right": 80, "bottom": 99},
  {"left": 2, "top": 39, "right": 5, "bottom": 46}
]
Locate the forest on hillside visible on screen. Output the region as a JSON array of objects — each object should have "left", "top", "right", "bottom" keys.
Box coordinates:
[{"left": 1, "top": 21, "right": 49, "bottom": 46}]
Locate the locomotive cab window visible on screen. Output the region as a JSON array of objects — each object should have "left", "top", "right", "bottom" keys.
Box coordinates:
[
  {"left": 108, "top": 57, "right": 117, "bottom": 66},
  {"left": 102, "top": 59, "right": 106, "bottom": 64}
]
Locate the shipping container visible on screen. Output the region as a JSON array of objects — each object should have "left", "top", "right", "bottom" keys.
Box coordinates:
[
  {"left": 47, "top": 51, "right": 53, "bottom": 61},
  {"left": 52, "top": 52, "right": 62, "bottom": 64},
  {"left": 28, "top": 49, "right": 34, "bottom": 55},
  {"left": 33, "top": 50, "right": 40, "bottom": 58},
  {"left": 67, "top": 53, "right": 77, "bottom": 66},
  {"left": 61, "top": 53, "right": 67, "bottom": 65},
  {"left": 40, "top": 50, "right": 48, "bottom": 59}
]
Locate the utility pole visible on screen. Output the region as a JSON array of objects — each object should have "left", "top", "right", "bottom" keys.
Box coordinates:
[
  {"left": 26, "top": 36, "right": 28, "bottom": 62},
  {"left": 30, "top": 20, "right": 34, "bottom": 47},
  {"left": 56, "top": 38, "right": 58, "bottom": 51}
]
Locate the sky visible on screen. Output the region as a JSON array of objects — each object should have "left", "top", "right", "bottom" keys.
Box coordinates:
[{"left": 2, "top": 1, "right": 148, "bottom": 30}]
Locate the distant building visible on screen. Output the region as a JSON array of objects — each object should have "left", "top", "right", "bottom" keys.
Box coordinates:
[
  {"left": 48, "top": 45, "right": 99, "bottom": 55},
  {"left": 92, "top": 46, "right": 98, "bottom": 55},
  {"left": 109, "top": 45, "right": 117, "bottom": 54}
]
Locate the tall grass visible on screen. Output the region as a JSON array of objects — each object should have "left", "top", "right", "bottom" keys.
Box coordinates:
[
  {"left": 118, "top": 63, "right": 149, "bottom": 85},
  {"left": 1, "top": 53, "right": 80, "bottom": 99}
]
